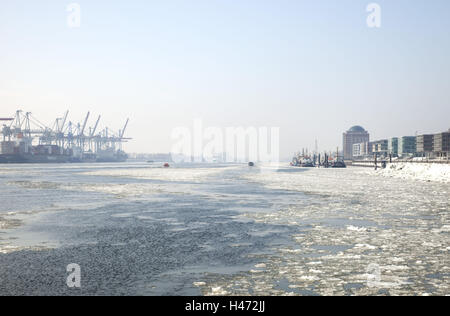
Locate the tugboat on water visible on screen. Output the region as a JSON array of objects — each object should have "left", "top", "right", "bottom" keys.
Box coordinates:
[
  {"left": 331, "top": 160, "right": 347, "bottom": 168},
  {"left": 291, "top": 154, "right": 315, "bottom": 168},
  {"left": 301, "top": 159, "right": 314, "bottom": 168},
  {"left": 331, "top": 147, "right": 347, "bottom": 168}
]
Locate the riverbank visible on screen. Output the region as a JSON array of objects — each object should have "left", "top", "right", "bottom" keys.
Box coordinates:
[{"left": 374, "top": 162, "right": 450, "bottom": 183}]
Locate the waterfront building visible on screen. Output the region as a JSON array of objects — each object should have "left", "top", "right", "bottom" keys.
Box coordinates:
[
  {"left": 372, "top": 139, "right": 388, "bottom": 156},
  {"left": 353, "top": 143, "right": 363, "bottom": 158},
  {"left": 388, "top": 137, "right": 399, "bottom": 156},
  {"left": 416, "top": 134, "right": 434, "bottom": 155},
  {"left": 398, "top": 136, "right": 417, "bottom": 157},
  {"left": 433, "top": 131, "right": 450, "bottom": 158},
  {"left": 343, "top": 126, "right": 370, "bottom": 160},
  {"left": 352, "top": 142, "right": 371, "bottom": 158}
]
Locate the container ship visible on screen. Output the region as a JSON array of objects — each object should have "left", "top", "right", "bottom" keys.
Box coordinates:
[{"left": 0, "top": 110, "right": 131, "bottom": 164}]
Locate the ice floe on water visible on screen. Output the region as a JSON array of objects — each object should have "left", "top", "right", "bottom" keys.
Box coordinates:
[
  {"left": 7, "top": 179, "right": 226, "bottom": 200},
  {"left": 194, "top": 166, "right": 450, "bottom": 296},
  {"left": 82, "top": 165, "right": 230, "bottom": 182},
  {"left": 347, "top": 225, "right": 367, "bottom": 232},
  {"left": 1, "top": 162, "right": 449, "bottom": 295},
  {"left": 74, "top": 182, "right": 187, "bottom": 198}
]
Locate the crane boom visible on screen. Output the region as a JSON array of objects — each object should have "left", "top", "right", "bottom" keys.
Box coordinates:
[
  {"left": 60, "top": 110, "right": 69, "bottom": 132},
  {"left": 90, "top": 115, "right": 101, "bottom": 137},
  {"left": 80, "top": 112, "right": 90, "bottom": 136},
  {"left": 120, "top": 118, "right": 129, "bottom": 138}
]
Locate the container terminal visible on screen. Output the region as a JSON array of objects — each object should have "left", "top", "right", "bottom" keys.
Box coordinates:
[{"left": 0, "top": 110, "right": 131, "bottom": 164}]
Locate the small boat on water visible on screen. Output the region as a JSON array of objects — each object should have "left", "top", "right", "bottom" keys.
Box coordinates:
[
  {"left": 291, "top": 156, "right": 315, "bottom": 168},
  {"left": 331, "top": 160, "right": 347, "bottom": 168},
  {"left": 248, "top": 162, "right": 255, "bottom": 167},
  {"left": 163, "top": 163, "right": 170, "bottom": 168},
  {"left": 301, "top": 160, "right": 314, "bottom": 168}
]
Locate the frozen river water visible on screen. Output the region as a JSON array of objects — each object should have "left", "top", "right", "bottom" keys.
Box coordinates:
[{"left": 0, "top": 162, "right": 448, "bottom": 295}]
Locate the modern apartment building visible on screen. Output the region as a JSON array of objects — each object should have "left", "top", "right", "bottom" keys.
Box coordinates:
[
  {"left": 388, "top": 137, "right": 399, "bottom": 156},
  {"left": 398, "top": 136, "right": 417, "bottom": 157},
  {"left": 433, "top": 131, "right": 450, "bottom": 157},
  {"left": 372, "top": 139, "right": 388, "bottom": 156},
  {"left": 352, "top": 142, "right": 371, "bottom": 158},
  {"left": 416, "top": 134, "right": 434, "bottom": 154}
]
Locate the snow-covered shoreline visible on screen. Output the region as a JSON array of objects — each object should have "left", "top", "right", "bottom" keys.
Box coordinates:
[{"left": 375, "top": 162, "right": 450, "bottom": 183}]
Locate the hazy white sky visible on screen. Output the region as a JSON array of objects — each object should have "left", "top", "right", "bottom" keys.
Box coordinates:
[{"left": 1, "top": 0, "right": 449, "bottom": 158}]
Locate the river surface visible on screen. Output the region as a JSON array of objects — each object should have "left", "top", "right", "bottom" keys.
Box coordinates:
[{"left": 0, "top": 162, "right": 448, "bottom": 295}]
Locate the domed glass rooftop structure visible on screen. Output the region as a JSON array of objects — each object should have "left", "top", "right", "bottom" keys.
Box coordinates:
[{"left": 348, "top": 126, "right": 366, "bottom": 132}]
